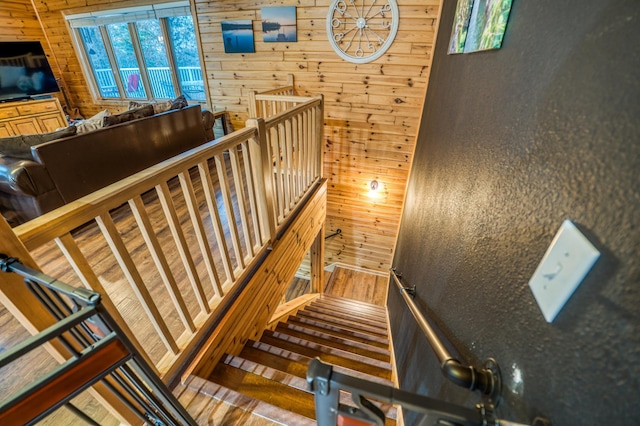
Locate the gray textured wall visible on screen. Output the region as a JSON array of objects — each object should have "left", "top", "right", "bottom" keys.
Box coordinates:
[{"left": 389, "top": 0, "right": 640, "bottom": 424}]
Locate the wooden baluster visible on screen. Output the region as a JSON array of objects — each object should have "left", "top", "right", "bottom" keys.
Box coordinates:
[
  {"left": 270, "top": 126, "right": 285, "bottom": 224},
  {"left": 214, "top": 153, "right": 245, "bottom": 270},
  {"left": 178, "top": 171, "right": 224, "bottom": 297},
  {"left": 229, "top": 145, "right": 254, "bottom": 257},
  {"left": 96, "top": 211, "right": 179, "bottom": 355},
  {"left": 303, "top": 108, "right": 310, "bottom": 189},
  {"left": 55, "top": 233, "right": 157, "bottom": 373},
  {"left": 128, "top": 195, "right": 196, "bottom": 333},
  {"left": 246, "top": 119, "right": 276, "bottom": 244},
  {"left": 291, "top": 115, "right": 299, "bottom": 202},
  {"left": 280, "top": 121, "right": 292, "bottom": 214},
  {"left": 241, "top": 140, "right": 263, "bottom": 247},
  {"left": 155, "top": 181, "right": 210, "bottom": 315},
  {"left": 306, "top": 107, "right": 313, "bottom": 184},
  {"left": 197, "top": 160, "right": 235, "bottom": 285}
]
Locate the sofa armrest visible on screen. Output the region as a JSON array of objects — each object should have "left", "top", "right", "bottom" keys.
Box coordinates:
[
  {"left": 202, "top": 109, "right": 233, "bottom": 141},
  {"left": 0, "top": 156, "right": 56, "bottom": 197},
  {"left": 212, "top": 110, "right": 233, "bottom": 135}
]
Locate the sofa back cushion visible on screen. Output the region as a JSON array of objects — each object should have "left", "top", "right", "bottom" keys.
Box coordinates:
[
  {"left": 0, "top": 126, "right": 77, "bottom": 160},
  {"left": 102, "top": 104, "right": 154, "bottom": 127},
  {"left": 32, "top": 105, "right": 206, "bottom": 203}
]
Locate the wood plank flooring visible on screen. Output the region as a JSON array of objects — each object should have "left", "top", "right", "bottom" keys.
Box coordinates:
[{"left": 324, "top": 266, "right": 390, "bottom": 306}]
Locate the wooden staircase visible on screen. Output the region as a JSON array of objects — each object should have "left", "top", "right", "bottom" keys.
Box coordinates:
[{"left": 187, "top": 294, "right": 396, "bottom": 425}]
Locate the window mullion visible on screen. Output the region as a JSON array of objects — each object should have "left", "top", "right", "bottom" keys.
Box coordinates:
[
  {"left": 71, "top": 28, "right": 101, "bottom": 99},
  {"left": 128, "top": 22, "right": 153, "bottom": 100},
  {"left": 100, "top": 25, "right": 126, "bottom": 98},
  {"left": 160, "top": 18, "right": 183, "bottom": 98}
]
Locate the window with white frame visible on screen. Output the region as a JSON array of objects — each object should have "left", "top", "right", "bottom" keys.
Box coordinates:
[{"left": 67, "top": 3, "right": 205, "bottom": 102}]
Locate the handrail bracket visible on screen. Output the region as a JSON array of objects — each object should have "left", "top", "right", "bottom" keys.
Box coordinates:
[{"left": 402, "top": 285, "right": 416, "bottom": 298}]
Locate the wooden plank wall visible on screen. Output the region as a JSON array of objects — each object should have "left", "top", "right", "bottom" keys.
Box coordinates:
[
  {"left": 18, "top": 0, "right": 441, "bottom": 273},
  {"left": 0, "top": 1, "right": 43, "bottom": 40}
]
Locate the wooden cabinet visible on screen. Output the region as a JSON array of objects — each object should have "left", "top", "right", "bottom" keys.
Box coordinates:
[
  {"left": 0, "top": 122, "right": 12, "bottom": 138},
  {"left": 0, "top": 98, "right": 67, "bottom": 136}
]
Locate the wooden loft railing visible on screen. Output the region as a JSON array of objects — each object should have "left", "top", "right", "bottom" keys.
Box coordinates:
[
  {"left": 0, "top": 93, "right": 324, "bottom": 423},
  {"left": 249, "top": 73, "right": 299, "bottom": 119}
]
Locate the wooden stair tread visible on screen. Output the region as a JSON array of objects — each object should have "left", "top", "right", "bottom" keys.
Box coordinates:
[
  {"left": 318, "top": 294, "right": 387, "bottom": 313},
  {"left": 241, "top": 340, "right": 395, "bottom": 386},
  {"left": 209, "top": 362, "right": 317, "bottom": 419},
  {"left": 275, "top": 322, "right": 390, "bottom": 362},
  {"left": 296, "top": 309, "right": 389, "bottom": 338},
  {"left": 184, "top": 374, "right": 315, "bottom": 426},
  {"left": 311, "top": 298, "right": 388, "bottom": 323},
  {"left": 240, "top": 342, "right": 309, "bottom": 378},
  {"left": 303, "top": 305, "right": 388, "bottom": 330},
  {"left": 260, "top": 330, "right": 392, "bottom": 380},
  {"left": 208, "top": 356, "right": 396, "bottom": 425},
  {"left": 288, "top": 315, "right": 390, "bottom": 348}
]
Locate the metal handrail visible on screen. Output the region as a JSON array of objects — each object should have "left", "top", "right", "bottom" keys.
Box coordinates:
[
  {"left": 0, "top": 255, "right": 197, "bottom": 425},
  {"left": 307, "top": 358, "right": 548, "bottom": 426},
  {"left": 390, "top": 268, "right": 502, "bottom": 400},
  {"left": 325, "top": 228, "right": 342, "bottom": 240}
]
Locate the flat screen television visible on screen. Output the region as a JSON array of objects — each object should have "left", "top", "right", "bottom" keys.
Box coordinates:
[{"left": 0, "top": 41, "right": 60, "bottom": 103}]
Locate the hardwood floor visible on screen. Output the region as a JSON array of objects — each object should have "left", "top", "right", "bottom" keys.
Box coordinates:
[{"left": 324, "top": 266, "right": 389, "bottom": 307}]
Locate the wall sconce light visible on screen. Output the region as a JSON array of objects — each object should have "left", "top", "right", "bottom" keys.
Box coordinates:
[{"left": 370, "top": 180, "right": 379, "bottom": 191}]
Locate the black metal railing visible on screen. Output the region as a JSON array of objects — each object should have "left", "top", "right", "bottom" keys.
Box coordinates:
[
  {"left": 390, "top": 268, "right": 501, "bottom": 400},
  {"left": 307, "top": 358, "right": 548, "bottom": 426},
  {"left": 0, "top": 255, "right": 196, "bottom": 426},
  {"left": 325, "top": 228, "right": 342, "bottom": 240}
]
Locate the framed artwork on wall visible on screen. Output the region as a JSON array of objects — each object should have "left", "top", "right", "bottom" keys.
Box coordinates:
[
  {"left": 261, "top": 7, "right": 297, "bottom": 42},
  {"left": 221, "top": 20, "right": 255, "bottom": 53},
  {"left": 448, "top": 0, "right": 513, "bottom": 54}
]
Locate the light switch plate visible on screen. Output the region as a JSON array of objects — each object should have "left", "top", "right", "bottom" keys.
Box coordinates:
[{"left": 529, "top": 220, "right": 600, "bottom": 323}]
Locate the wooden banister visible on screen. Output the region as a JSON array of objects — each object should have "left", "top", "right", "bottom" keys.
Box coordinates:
[{"left": 1, "top": 90, "right": 326, "bottom": 422}]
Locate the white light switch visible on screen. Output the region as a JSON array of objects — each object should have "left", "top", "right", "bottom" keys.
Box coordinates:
[{"left": 529, "top": 220, "right": 600, "bottom": 323}]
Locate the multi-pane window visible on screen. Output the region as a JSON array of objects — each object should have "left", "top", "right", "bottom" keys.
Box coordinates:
[{"left": 68, "top": 3, "right": 205, "bottom": 102}]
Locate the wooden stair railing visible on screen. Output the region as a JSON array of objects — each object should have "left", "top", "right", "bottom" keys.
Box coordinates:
[
  {"left": 249, "top": 73, "right": 296, "bottom": 118},
  {"left": 0, "top": 92, "right": 325, "bottom": 423}
]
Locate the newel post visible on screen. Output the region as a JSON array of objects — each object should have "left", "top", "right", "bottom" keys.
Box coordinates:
[
  {"left": 246, "top": 118, "right": 277, "bottom": 243},
  {"left": 315, "top": 94, "right": 324, "bottom": 179},
  {"left": 248, "top": 90, "right": 259, "bottom": 118}
]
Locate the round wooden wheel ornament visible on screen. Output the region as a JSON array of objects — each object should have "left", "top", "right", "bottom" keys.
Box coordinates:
[{"left": 326, "top": 0, "right": 399, "bottom": 64}]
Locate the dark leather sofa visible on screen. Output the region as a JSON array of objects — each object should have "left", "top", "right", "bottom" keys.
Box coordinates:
[{"left": 0, "top": 105, "right": 213, "bottom": 226}]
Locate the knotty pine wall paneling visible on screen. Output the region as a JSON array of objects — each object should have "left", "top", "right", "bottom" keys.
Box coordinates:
[
  {"left": 195, "top": 0, "right": 441, "bottom": 273},
  {"left": 28, "top": 0, "right": 441, "bottom": 273},
  {"left": 0, "top": 1, "right": 44, "bottom": 40}
]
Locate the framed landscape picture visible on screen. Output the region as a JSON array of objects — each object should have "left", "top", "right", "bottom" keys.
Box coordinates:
[
  {"left": 221, "top": 20, "right": 255, "bottom": 53},
  {"left": 261, "top": 6, "right": 297, "bottom": 42},
  {"left": 448, "top": 0, "right": 513, "bottom": 54},
  {"left": 448, "top": 0, "right": 474, "bottom": 54}
]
